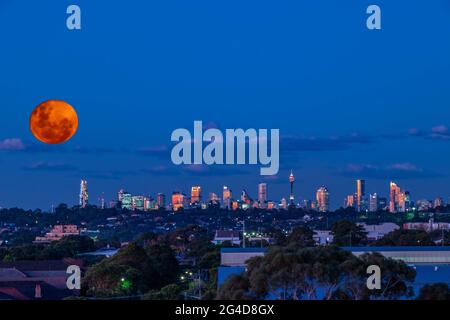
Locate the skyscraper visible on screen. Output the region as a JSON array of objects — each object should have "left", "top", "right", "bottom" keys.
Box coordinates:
[
  {"left": 258, "top": 183, "right": 267, "bottom": 209},
  {"left": 172, "top": 192, "right": 185, "bottom": 212},
  {"left": 316, "top": 186, "right": 330, "bottom": 212},
  {"left": 397, "top": 191, "right": 407, "bottom": 213},
  {"left": 117, "top": 189, "right": 124, "bottom": 202},
  {"left": 356, "top": 179, "right": 365, "bottom": 212},
  {"left": 144, "top": 197, "right": 156, "bottom": 211},
  {"left": 132, "top": 196, "right": 145, "bottom": 211},
  {"left": 369, "top": 193, "right": 379, "bottom": 212},
  {"left": 190, "top": 186, "right": 202, "bottom": 205},
  {"left": 99, "top": 193, "right": 105, "bottom": 210},
  {"left": 280, "top": 197, "right": 287, "bottom": 210},
  {"left": 434, "top": 197, "right": 444, "bottom": 208},
  {"left": 403, "top": 191, "right": 412, "bottom": 212},
  {"left": 121, "top": 191, "right": 132, "bottom": 210},
  {"left": 223, "top": 186, "right": 232, "bottom": 209},
  {"left": 289, "top": 171, "right": 295, "bottom": 205},
  {"left": 79, "top": 180, "right": 88, "bottom": 208},
  {"left": 378, "top": 197, "right": 388, "bottom": 211},
  {"left": 345, "top": 194, "right": 355, "bottom": 208},
  {"left": 389, "top": 182, "right": 401, "bottom": 213},
  {"left": 241, "top": 189, "right": 252, "bottom": 205},
  {"left": 209, "top": 192, "right": 219, "bottom": 202},
  {"left": 157, "top": 193, "right": 166, "bottom": 209}
]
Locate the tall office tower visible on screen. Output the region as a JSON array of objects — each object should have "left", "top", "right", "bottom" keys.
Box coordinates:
[
  {"left": 389, "top": 182, "right": 401, "bottom": 213},
  {"left": 79, "top": 179, "right": 89, "bottom": 208},
  {"left": 172, "top": 192, "right": 185, "bottom": 212},
  {"left": 434, "top": 197, "right": 444, "bottom": 208},
  {"left": 404, "top": 191, "right": 412, "bottom": 211},
  {"left": 99, "top": 193, "right": 105, "bottom": 210},
  {"left": 190, "top": 186, "right": 202, "bottom": 205},
  {"left": 132, "top": 196, "right": 145, "bottom": 211},
  {"left": 356, "top": 179, "right": 365, "bottom": 212},
  {"left": 316, "top": 186, "right": 330, "bottom": 212},
  {"left": 280, "top": 198, "right": 287, "bottom": 210},
  {"left": 369, "top": 193, "right": 379, "bottom": 212},
  {"left": 157, "top": 193, "right": 166, "bottom": 209},
  {"left": 258, "top": 183, "right": 268, "bottom": 209},
  {"left": 345, "top": 194, "right": 355, "bottom": 208},
  {"left": 109, "top": 200, "right": 118, "bottom": 209},
  {"left": 209, "top": 192, "right": 220, "bottom": 205},
  {"left": 121, "top": 191, "right": 132, "bottom": 210},
  {"left": 223, "top": 186, "right": 232, "bottom": 209},
  {"left": 378, "top": 197, "right": 388, "bottom": 210},
  {"left": 302, "top": 199, "right": 312, "bottom": 209},
  {"left": 289, "top": 171, "right": 295, "bottom": 204},
  {"left": 241, "top": 189, "right": 252, "bottom": 205},
  {"left": 117, "top": 189, "right": 124, "bottom": 202},
  {"left": 416, "top": 199, "right": 433, "bottom": 211},
  {"left": 397, "top": 192, "right": 407, "bottom": 213},
  {"left": 144, "top": 197, "right": 150, "bottom": 211}
]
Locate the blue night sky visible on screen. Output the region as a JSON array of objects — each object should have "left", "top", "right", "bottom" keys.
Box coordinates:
[{"left": 1, "top": 0, "right": 450, "bottom": 210}]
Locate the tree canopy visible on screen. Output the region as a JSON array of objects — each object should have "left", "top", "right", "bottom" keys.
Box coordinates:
[
  {"left": 332, "top": 220, "right": 368, "bottom": 247},
  {"left": 82, "top": 242, "right": 179, "bottom": 297},
  {"left": 417, "top": 283, "right": 450, "bottom": 300},
  {"left": 217, "top": 245, "right": 416, "bottom": 300},
  {"left": 372, "top": 229, "right": 435, "bottom": 246}
]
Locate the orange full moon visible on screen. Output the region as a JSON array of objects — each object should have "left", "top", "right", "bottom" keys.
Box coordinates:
[{"left": 30, "top": 100, "right": 79, "bottom": 144}]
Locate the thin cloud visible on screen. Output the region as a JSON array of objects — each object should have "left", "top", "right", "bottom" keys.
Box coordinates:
[
  {"left": 141, "top": 163, "right": 251, "bottom": 177},
  {"left": 341, "top": 163, "right": 443, "bottom": 179},
  {"left": 408, "top": 125, "right": 450, "bottom": 141},
  {"left": 136, "top": 145, "right": 169, "bottom": 158},
  {"left": 281, "top": 133, "right": 376, "bottom": 152},
  {"left": 0, "top": 138, "right": 25, "bottom": 151},
  {"left": 21, "top": 162, "right": 78, "bottom": 172}
]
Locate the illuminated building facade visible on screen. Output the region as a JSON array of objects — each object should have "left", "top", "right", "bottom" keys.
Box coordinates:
[
  {"left": 356, "top": 179, "right": 365, "bottom": 212},
  {"left": 316, "top": 186, "right": 330, "bottom": 212},
  {"left": 258, "top": 183, "right": 267, "bottom": 209},
  {"left": 289, "top": 171, "right": 295, "bottom": 205},
  {"left": 132, "top": 196, "right": 145, "bottom": 211},
  {"left": 416, "top": 199, "right": 433, "bottom": 211},
  {"left": 172, "top": 192, "right": 185, "bottom": 212},
  {"left": 117, "top": 189, "right": 124, "bottom": 202},
  {"left": 34, "top": 225, "right": 80, "bottom": 243},
  {"left": 121, "top": 191, "right": 132, "bottom": 210},
  {"left": 434, "top": 197, "right": 444, "bottom": 208},
  {"left": 280, "top": 197, "right": 287, "bottom": 210},
  {"left": 208, "top": 192, "right": 220, "bottom": 207},
  {"left": 378, "top": 197, "right": 388, "bottom": 210},
  {"left": 369, "top": 193, "right": 379, "bottom": 212},
  {"left": 157, "top": 193, "right": 166, "bottom": 209},
  {"left": 389, "top": 182, "right": 401, "bottom": 213},
  {"left": 241, "top": 189, "right": 252, "bottom": 205},
  {"left": 79, "top": 179, "right": 89, "bottom": 208},
  {"left": 144, "top": 197, "right": 157, "bottom": 211},
  {"left": 223, "top": 186, "right": 232, "bottom": 209},
  {"left": 191, "top": 186, "right": 202, "bottom": 205},
  {"left": 345, "top": 194, "right": 355, "bottom": 208}
]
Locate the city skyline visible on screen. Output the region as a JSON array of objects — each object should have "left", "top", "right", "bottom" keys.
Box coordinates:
[
  {"left": 63, "top": 175, "right": 448, "bottom": 213},
  {"left": 1, "top": 1, "right": 450, "bottom": 209}
]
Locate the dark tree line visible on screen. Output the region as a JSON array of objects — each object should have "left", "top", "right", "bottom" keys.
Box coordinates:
[{"left": 217, "top": 245, "right": 416, "bottom": 300}]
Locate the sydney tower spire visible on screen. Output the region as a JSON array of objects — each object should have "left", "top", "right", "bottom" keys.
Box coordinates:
[{"left": 289, "top": 170, "right": 295, "bottom": 205}]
